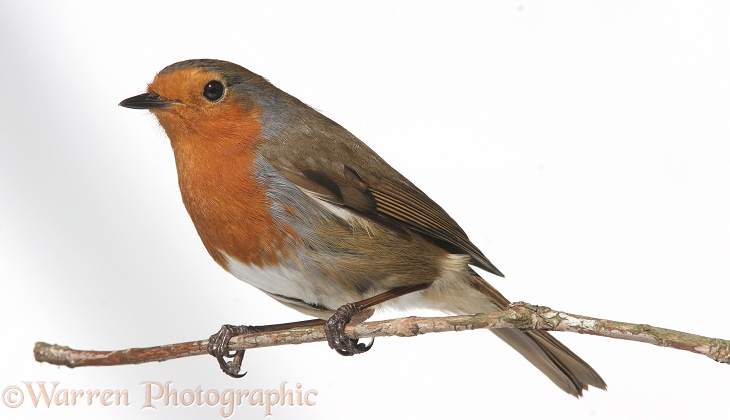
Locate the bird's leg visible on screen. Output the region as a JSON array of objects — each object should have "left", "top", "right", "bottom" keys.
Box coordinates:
[
  {"left": 209, "top": 283, "right": 431, "bottom": 376},
  {"left": 208, "top": 319, "right": 325, "bottom": 378},
  {"left": 325, "top": 283, "right": 431, "bottom": 356}
]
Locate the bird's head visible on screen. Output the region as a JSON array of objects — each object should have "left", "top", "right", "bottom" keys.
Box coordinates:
[{"left": 119, "top": 59, "right": 280, "bottom": 153}]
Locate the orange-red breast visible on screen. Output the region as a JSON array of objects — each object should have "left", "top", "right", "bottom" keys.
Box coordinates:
[{"left": 120, "top": 59, "right": 605, "bottom": 397}]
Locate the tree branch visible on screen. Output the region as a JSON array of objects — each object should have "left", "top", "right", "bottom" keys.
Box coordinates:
[{"left": 34, "top": 302, "right": 730, "bottom": 369}]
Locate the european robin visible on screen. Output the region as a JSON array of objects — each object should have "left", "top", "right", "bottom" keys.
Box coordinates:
[{"left": 120, "top": 59, "right": 605, "bottom": 397}]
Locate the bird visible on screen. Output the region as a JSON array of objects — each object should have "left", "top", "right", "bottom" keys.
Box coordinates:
[{"left": 119, "top": 59, "right": 606, "bottom": 397}]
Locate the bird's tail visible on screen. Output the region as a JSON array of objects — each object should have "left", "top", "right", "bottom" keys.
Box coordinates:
[
  {"left": 414, "top": 266, "right": 606, "bottom": 397},
  {"left": 466, "top": 271, "right": 606, "bottom": 397},
  {"left": 490, "top": 328, "right": 606, "bottom": 397}
]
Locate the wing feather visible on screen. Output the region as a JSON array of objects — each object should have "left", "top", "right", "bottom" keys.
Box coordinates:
[{"left": 267, "top": 155, "right": 503, "bottom": 276}]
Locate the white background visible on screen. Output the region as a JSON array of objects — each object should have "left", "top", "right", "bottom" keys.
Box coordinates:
[{"left": 1, "top": 1, "right": 728, "bottom": 419}]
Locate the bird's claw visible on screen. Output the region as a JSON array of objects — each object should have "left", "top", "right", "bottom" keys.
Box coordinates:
[
  {"left": 325, "top": 303, "right": 374, "bottom": 356},
  {"left": 208, "top": 324, "right": 253, "bottom": 378}
]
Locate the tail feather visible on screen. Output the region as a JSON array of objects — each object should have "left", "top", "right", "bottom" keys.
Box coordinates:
[
  {"left": 463, "top": 270, "right": 606, "bottom": 397},
  {"left": 491, "top": 328, "right": 606, "bottom": 397}
]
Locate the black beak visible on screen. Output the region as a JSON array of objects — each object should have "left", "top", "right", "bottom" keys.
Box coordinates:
[{"left": 119, "top": 92, "right": 175, "bottom": 110}]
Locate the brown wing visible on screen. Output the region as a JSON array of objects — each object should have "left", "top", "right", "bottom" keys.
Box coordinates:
[{"left": 264, "top": 147, "right": 504, "bottom": 277}]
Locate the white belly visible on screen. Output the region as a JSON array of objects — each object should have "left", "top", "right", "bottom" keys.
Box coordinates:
[{"left": 220, "top": 250, "right": 363, "bottom": 312}]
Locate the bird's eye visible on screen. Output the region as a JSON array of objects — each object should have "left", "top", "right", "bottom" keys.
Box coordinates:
[{"left": 202, "top": 80, "right": 225, "bottom": 102}]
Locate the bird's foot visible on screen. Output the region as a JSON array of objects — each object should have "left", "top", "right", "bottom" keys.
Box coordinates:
[
  {"left": 208, "top": 324, "right": 257, "bottom": 378},
  {"left": 324, "top": 303, "right": 374, "bottom": 356}
]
